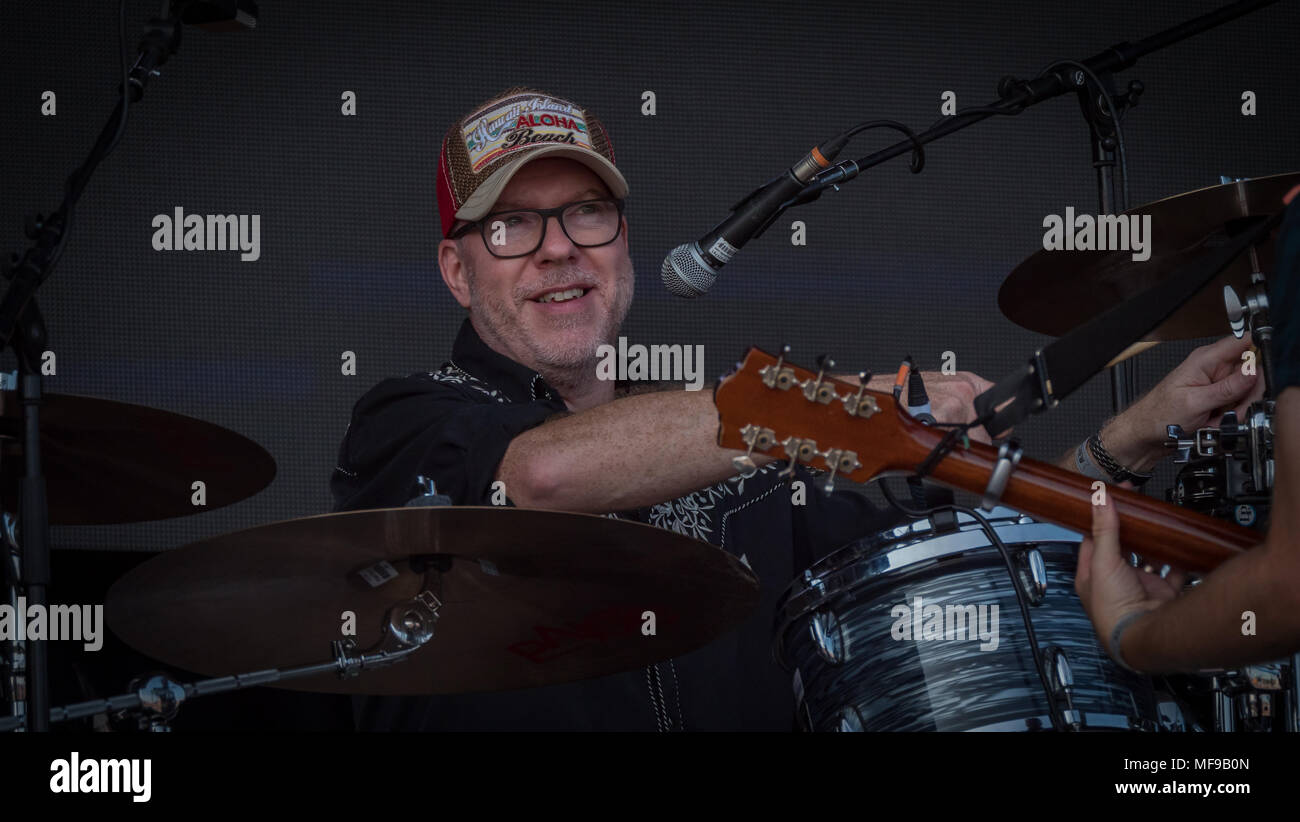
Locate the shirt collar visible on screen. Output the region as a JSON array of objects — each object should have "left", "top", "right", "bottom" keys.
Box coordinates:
[{"left": 447, "top": 318, "right": 564, "bottom": 406}]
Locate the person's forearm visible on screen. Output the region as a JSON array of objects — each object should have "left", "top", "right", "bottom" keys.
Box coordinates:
[
  {"left": 1121, "top": 388, "right": 1300, "bottom": 673},
  {"left": 1120, "top": 534, "right": 1300, "bottom": 672},
  {"left": 1056, "top": 406, "right": 1168, "bottom": 474},
  {"left": 497, "top": 386, "right": 766, "bottom": 512}
]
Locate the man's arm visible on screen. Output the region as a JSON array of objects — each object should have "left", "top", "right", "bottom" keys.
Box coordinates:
[
  {"left": 1084, "top": 388, "right": 1300, "bottom": 673},
  {"left": 498, "top": 387, "right": 750, "bottom": 512},
  {"left": 499, "top": 369, "right": 992, "bottom": 512}
]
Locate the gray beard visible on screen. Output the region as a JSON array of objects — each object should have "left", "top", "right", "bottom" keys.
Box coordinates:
[{"left": 466, "top": 260, "right": 634, "bottom": 391}]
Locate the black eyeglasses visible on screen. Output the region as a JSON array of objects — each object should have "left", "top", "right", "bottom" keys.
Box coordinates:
[{"left": 449, "top": 197, "right": 626, "bottom": 259}]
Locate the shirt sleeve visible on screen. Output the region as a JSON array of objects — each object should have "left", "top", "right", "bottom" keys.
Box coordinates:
[{"left": 330, "top": 375, "right": 561, "bottom": 511}]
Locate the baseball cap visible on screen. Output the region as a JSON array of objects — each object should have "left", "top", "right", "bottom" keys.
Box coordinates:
[{"left": 436, "top": 87, "right": 629, "bottom": 237}]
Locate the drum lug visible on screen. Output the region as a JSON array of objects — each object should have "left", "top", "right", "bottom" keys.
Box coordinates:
[
  {"left": 1014, "top": 548, "right": 1048, "bottom": 606},
  {"left": 1044, "top": 646, "right": 1081, "bottom": 730},
  {"left": 808, "top": 609, "right": 844, "bottom": 665},
  {"left": 834, "top": 706, "right": 865, "bottom": 732}
]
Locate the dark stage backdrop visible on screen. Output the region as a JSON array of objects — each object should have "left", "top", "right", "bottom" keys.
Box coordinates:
[{"left": 2, "top": 0, "right": 1297, "bottom": 563}]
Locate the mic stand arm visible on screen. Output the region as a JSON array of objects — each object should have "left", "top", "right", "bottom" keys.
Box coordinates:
[{"left": 790, "top": 2, "right": 1278, "bottom": 208}]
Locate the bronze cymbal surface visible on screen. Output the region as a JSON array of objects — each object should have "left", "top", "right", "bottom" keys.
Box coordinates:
[
  {"left": 105, "top": 506, "right": 760, "bottom": 695},
  {"left": 0, "top": 392, "right": 275, "bottom": 525},
  {"left": 1000, "top": 172, "right": 1298, "bottom": 340}
]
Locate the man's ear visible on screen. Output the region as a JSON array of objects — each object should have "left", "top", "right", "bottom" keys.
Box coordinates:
[{"left": 438, "top": 237, "right": 472, "bottom": 309}]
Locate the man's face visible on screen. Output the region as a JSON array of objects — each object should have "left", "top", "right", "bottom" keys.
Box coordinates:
[{"left": 439, "top": 157, "right": 634, "bottom": 375}]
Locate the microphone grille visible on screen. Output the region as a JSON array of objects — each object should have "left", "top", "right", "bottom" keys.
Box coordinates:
[{"left": 661, "top": 243, "right": 717, "bottom": 298}]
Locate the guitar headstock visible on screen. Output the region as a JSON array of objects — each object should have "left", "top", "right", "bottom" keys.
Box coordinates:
[{"left": 715, "top": 347, "right": 931, "bottom": 489}]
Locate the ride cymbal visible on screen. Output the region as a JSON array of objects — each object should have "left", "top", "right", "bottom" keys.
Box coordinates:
[{"left": 106, "top": 506, "right": 759, "bottom": 695}]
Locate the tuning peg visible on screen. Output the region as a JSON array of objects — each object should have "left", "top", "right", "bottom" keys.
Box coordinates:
[
  {"left": 777, "top": 435, "right": 818, "bottom": 478},
  {"left": 732, "top": 424, "right": 775, "bottom": 479},
  {"left": 802, "top": 355, "right": 837, "bottom": 404},
  {"left": 761, "top": 344, "right": 796, "bottom": 390},
  {"left": 817, "top": 448, "right": 861, "bottom": 493},
  {"left": 843, "top": 370, "right": 881, "bottom": 418}
]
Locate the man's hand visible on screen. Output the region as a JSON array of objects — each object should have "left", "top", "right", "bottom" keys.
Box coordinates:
[
  {"left": 1075, "top": 492, "right": 1187, "bottom": 666},
  {"left": 1098, "top": 335, "right": 1264, "bottom": 472},
  {"left": 862, "top": 370, "right": 996, "bottom": 444}
]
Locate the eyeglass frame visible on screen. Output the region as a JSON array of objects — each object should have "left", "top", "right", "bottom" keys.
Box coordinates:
[{"left": 447, "top": 197, "right": 627, "bottom": 259}]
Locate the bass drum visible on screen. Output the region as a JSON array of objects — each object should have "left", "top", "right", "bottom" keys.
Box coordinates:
[{"left": 775, "top": 507, "right": 1161, "bottom": 732}]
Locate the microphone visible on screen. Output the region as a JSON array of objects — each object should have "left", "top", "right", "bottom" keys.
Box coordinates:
[{"left": 661, "top": 138, "right": 846, "bottom": 297}]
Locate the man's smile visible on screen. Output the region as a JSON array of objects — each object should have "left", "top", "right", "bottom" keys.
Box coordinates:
[{"left": 528, "top": 283, "right": 597, "bottom": 313}]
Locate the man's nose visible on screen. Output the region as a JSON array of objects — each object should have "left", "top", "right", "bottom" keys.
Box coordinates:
[{"left": 535, "top": 213, "right": 578, "bottom": 261}]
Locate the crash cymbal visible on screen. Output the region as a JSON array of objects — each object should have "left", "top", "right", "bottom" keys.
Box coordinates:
[
  {"left": 105, "top": 507, "right": 759, "bottom": 695},
  {"left": 0, "top": 393, "right": 275, "bottom": 525},
  {"left": 1000, "top": 172, "right": 1299, "bottom": 340}
]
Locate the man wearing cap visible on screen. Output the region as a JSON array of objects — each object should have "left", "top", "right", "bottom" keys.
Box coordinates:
[
  {"left": 331, "top": 87, "right": 915, "bottom": 730},
  {"left": 330, "top": 87, "right": 1270, "bottom": 730}
]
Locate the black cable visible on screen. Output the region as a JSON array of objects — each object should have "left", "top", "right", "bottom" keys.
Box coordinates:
[
  {"left": 44, "top": 0, "right": 132, "bottom": 276},
  {"left": 839, "top": 120, "right": 928, "bottom": 174},
  {"left": 925, "top": 102, "right": 1030, "bottom": 134},
  {"left": 878, "top": 477, "right": 1068, "bottom": 732}
]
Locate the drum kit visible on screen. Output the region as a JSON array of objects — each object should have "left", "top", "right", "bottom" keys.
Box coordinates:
[{"left": 1, "top": 173, "right": 1295, "bottom": 733}]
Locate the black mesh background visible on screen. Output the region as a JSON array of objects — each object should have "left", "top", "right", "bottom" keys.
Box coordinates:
[{"left": 1, "top": 0, "right": 1297, "bottom": 558}]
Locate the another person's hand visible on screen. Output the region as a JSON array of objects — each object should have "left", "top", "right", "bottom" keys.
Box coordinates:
[
  {"left": 1098, "top": 334, "right": 1263, "bottom": 472},
  {"left": 1075, "top": 491, "right": 1186, "bottom": 667},
  {"left": 864, "top": 370, "right": 996, "bottom": 443}
]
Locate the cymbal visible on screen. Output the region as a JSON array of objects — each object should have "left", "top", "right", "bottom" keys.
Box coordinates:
[
  {"left": 0, "top": 393, "right": 275, "bottom": 525},
  {"left": 1000, "top": 172, "right": 1299, "bottom": 341},
  {"left": 105, "top": 507, "right": 759, "bottom": 695}
]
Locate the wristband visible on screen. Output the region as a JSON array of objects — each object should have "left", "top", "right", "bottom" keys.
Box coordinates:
[
  {"left": 1109, "top": 610, "right": 1148, "bottom": 675},
  {"left": 1075, "top": 440, "right": 1105, "bottom": 480},
  {"left": 1087, "top": 432, "right": 1154, "bottom": 488}
]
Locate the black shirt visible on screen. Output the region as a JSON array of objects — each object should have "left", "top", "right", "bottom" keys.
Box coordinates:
[{"left": 330, "top": 318, "right": 899, "bottom": 730}]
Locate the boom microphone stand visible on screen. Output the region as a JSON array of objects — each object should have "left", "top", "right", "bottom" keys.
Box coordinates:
[
  {"left": 0, "top": 9, "right": 189, "bottom": 733},
  {"left": 773, "top": 0, "right": 1279, "bottom": 426}
]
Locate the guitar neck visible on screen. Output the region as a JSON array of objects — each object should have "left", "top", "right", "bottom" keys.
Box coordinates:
[
  {"left": 900, "top": 416, "right": 1256, "bottom": 574},
  {"left": 711, "top": 346, "right": 1259, "bottom": 575}
]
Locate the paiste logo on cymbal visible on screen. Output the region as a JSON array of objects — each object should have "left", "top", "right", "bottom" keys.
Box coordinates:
[{"left": 461, "top": 94, "right": 593, "bottom": 172}]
